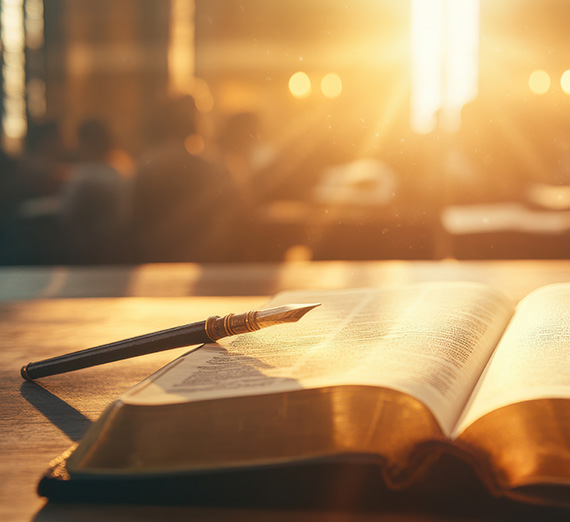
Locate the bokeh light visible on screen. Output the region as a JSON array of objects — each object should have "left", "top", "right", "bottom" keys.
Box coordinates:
[
  {"left": 320, "top": 73, "right": 342, "bottom": 99},
  {"left": 561, "top": 70, "right": 570, "bottom": 95},
  {"left": 528, "top": 70, "right": 551, "bottom": 95},
  {"left": 288, "top": 71, "right": 311, "bottom": 99}
]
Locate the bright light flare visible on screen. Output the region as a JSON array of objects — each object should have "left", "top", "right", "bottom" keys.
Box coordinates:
[
  {"left": 411, "top": 0, "right": 444, "bottom": 134},
  {"left": 320, "top": 73, "right": 342, "bottom": 99},
  {"left": 411, "top": 0, "right": 479, "bottom": 133},
  {"left": 445, "top": 1, "right": 479, "bottom": 119},
  {"left": 528, "top": 70, "right": 551, "bottom": 95},
  {"left": 289, "top": 71, "right": 311, "bottom": 99}
]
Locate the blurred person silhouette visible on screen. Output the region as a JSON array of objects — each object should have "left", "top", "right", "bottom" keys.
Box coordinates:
[
  {"left": 4, "top": 120, "right": 69, "bottom": 264},
  {"left": 216, "top": 111, "right": 275, "bottom": 207},
  {"left": 447, "top": 100, "right": 521, "bottom": 204},
  {"left": 133, "top": 95, "right": 242, "bottom": 262},
  {"left": 59, "top": 119, "right": 131, "bottom": 263},
  {"left": 15, "top": 120, "right": 69, "bottom": 200}
]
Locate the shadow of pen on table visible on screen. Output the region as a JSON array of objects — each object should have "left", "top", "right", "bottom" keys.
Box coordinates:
[{"left": 20, "top": 381, "right": 93, "bottom": 442}]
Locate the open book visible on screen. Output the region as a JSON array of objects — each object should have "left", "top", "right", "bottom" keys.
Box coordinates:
[{"left": 39, "top": 283, "right": 570, "bottom": 507}]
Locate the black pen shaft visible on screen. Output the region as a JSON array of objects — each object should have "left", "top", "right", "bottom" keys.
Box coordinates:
[
  {"left": 20, "top": 303, "right": 320, "bottom": 381},
  {"left": 21, "top": 320, "right": 211, "bottom": 380}
]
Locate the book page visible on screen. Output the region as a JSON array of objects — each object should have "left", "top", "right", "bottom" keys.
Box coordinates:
[
  {"left": 124, "top": 283, "right": 513, "bottom": 435},
  {"left": 454, "top": 283, "right": 570, "bottom": 436}
]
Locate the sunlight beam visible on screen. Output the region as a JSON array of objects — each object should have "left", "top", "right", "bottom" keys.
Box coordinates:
[
  {"left": 411, "top": 0, "right": 444, "bottom": 134},
  {"left": 411, "top": 0, "right": 479, "bottom": 133}
]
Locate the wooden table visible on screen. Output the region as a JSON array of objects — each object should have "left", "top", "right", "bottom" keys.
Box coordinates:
[{"left": 1, "top": 260, "right": 569, "bottom": 521}]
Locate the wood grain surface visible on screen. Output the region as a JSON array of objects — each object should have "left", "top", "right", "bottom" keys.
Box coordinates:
[{"left": 0, "top": 296, "right": 263, "bottom": 522}]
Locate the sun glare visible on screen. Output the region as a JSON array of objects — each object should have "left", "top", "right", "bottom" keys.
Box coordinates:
[
  {"left": 411, "top": 0, "right": 479, "bottom": 134},
  {"left": 289, "top": 71, "right": 312, "bottom": 99}
]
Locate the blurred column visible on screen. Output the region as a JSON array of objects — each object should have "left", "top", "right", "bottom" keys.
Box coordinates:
[
  {"left": 168, "top": 0, "right": 195, "bottom": 95},
  {"left": 1, "top": 0, "right": 27, "bottom": 153},
  {"left": 25, "top": 0, "right": 47, "bottom": 121},
  {"left": 39, "top": 0, "right": 171, "bottom": 154}
]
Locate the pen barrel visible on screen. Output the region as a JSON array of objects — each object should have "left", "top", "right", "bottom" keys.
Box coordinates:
[
  {"left": 21, "top": 320, "right": 211, "bottom": 380},
  {"left": 20, "top": 304, "right": 319, "bottom": 381}
]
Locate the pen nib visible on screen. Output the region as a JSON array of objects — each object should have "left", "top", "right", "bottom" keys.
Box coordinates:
[
  {"left": 205, "top": 303, "right": 320, "bottom": 341},
  {"left": 256, "top": 303, "right": 321, "bottom": 328}
]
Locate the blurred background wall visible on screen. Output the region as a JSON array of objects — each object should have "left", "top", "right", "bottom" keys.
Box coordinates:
[{"left": 2, "top": 0, "right": 570, "bottom": 264}]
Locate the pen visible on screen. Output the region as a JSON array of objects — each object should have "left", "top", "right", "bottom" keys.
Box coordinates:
[{"left": 20, "top": 302, "right": 320, "bottom": 380}]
